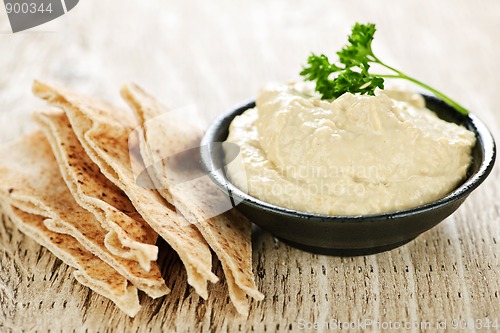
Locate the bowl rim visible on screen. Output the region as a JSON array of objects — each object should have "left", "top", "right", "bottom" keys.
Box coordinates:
[{"left": 201, "top": 96, "right": 496, "bottom": 222}]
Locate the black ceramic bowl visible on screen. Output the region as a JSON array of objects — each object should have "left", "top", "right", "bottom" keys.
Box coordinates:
[{"left": 200, "top": 95, "right": 496, "bottom": 255}]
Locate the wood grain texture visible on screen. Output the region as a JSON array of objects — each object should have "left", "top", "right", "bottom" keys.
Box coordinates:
[{"left": 0, "top": 0, "right": 499, "bottom": 332}]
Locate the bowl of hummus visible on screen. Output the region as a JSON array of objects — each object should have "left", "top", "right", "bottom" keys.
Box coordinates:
[{"left": 201, "top": 83, "right": 496, "bottom": 255}]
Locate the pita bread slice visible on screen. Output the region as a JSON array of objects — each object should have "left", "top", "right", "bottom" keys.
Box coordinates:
[
  {"left": 0, "top": 132, "right": 169, "bottom": 299},
  {"left": 34, "top": 108, "right": 158, "bottom": 272},
  {"left": 1, "top": 203, "right": 140, "bottom": 317},
  {"left": 33, "top": 81, "right": 218, "bottom": 299},
  {"left": 121, "top": 83, "right": 264, "bottom": 315}
]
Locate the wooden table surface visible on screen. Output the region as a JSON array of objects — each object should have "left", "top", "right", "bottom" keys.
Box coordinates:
[{"left": 0, "top": 1, "right": 499, "bottom": 332}]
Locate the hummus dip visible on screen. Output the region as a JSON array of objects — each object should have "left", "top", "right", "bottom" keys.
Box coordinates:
[{"left": 225, "top": 82, "right": 476, "bottom": 215}]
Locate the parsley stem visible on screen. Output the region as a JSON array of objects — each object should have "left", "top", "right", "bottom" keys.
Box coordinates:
[
  {"left": 373, "top": 58, "right": 469, "bottom": 115},
  {"left": 301, "top": 23, "right": 468, "bottom": 115}
]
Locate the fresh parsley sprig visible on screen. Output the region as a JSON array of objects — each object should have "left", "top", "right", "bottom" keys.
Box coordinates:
[{"left": 300, "top": 23, "right": 468, "bottom": 115}]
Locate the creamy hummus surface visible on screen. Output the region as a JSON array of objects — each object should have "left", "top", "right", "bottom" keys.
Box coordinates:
[{"left": 224, "top": 82, "right": 476, "bottom": 215}]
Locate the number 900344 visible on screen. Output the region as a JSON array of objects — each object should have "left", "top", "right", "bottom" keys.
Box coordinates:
[{"left": 5, "top": 2, "right": 53, "bottom": 14}]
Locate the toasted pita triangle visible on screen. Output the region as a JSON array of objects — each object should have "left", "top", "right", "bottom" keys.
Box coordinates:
[
  {"left": 121, "top": 83, "right": 263, "bottom": 316},
  {"left": 1, "top": 203, "right": 141, "bottom": 317},
  {"left": 34, "top": 108, "right": 158, "bottom": 272},
  {"left": 0, "top": 132, "right": 169, "bottom": 299},
  {"left": 33, "top": 81, "right": 218, "bottom": 299}
]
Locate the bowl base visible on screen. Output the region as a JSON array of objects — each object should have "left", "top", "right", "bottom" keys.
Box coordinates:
[{"left": 280, "top": 237, "right": 416, "bottom": 256}]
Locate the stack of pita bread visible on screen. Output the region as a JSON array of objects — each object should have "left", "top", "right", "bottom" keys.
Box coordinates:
[{"left": 0, "top": 81, "right": 263, "bottom": 317}]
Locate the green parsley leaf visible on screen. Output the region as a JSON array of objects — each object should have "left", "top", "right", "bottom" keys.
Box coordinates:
[{"left": 300, "top": 23, "right": 468, "bottom": 115}]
